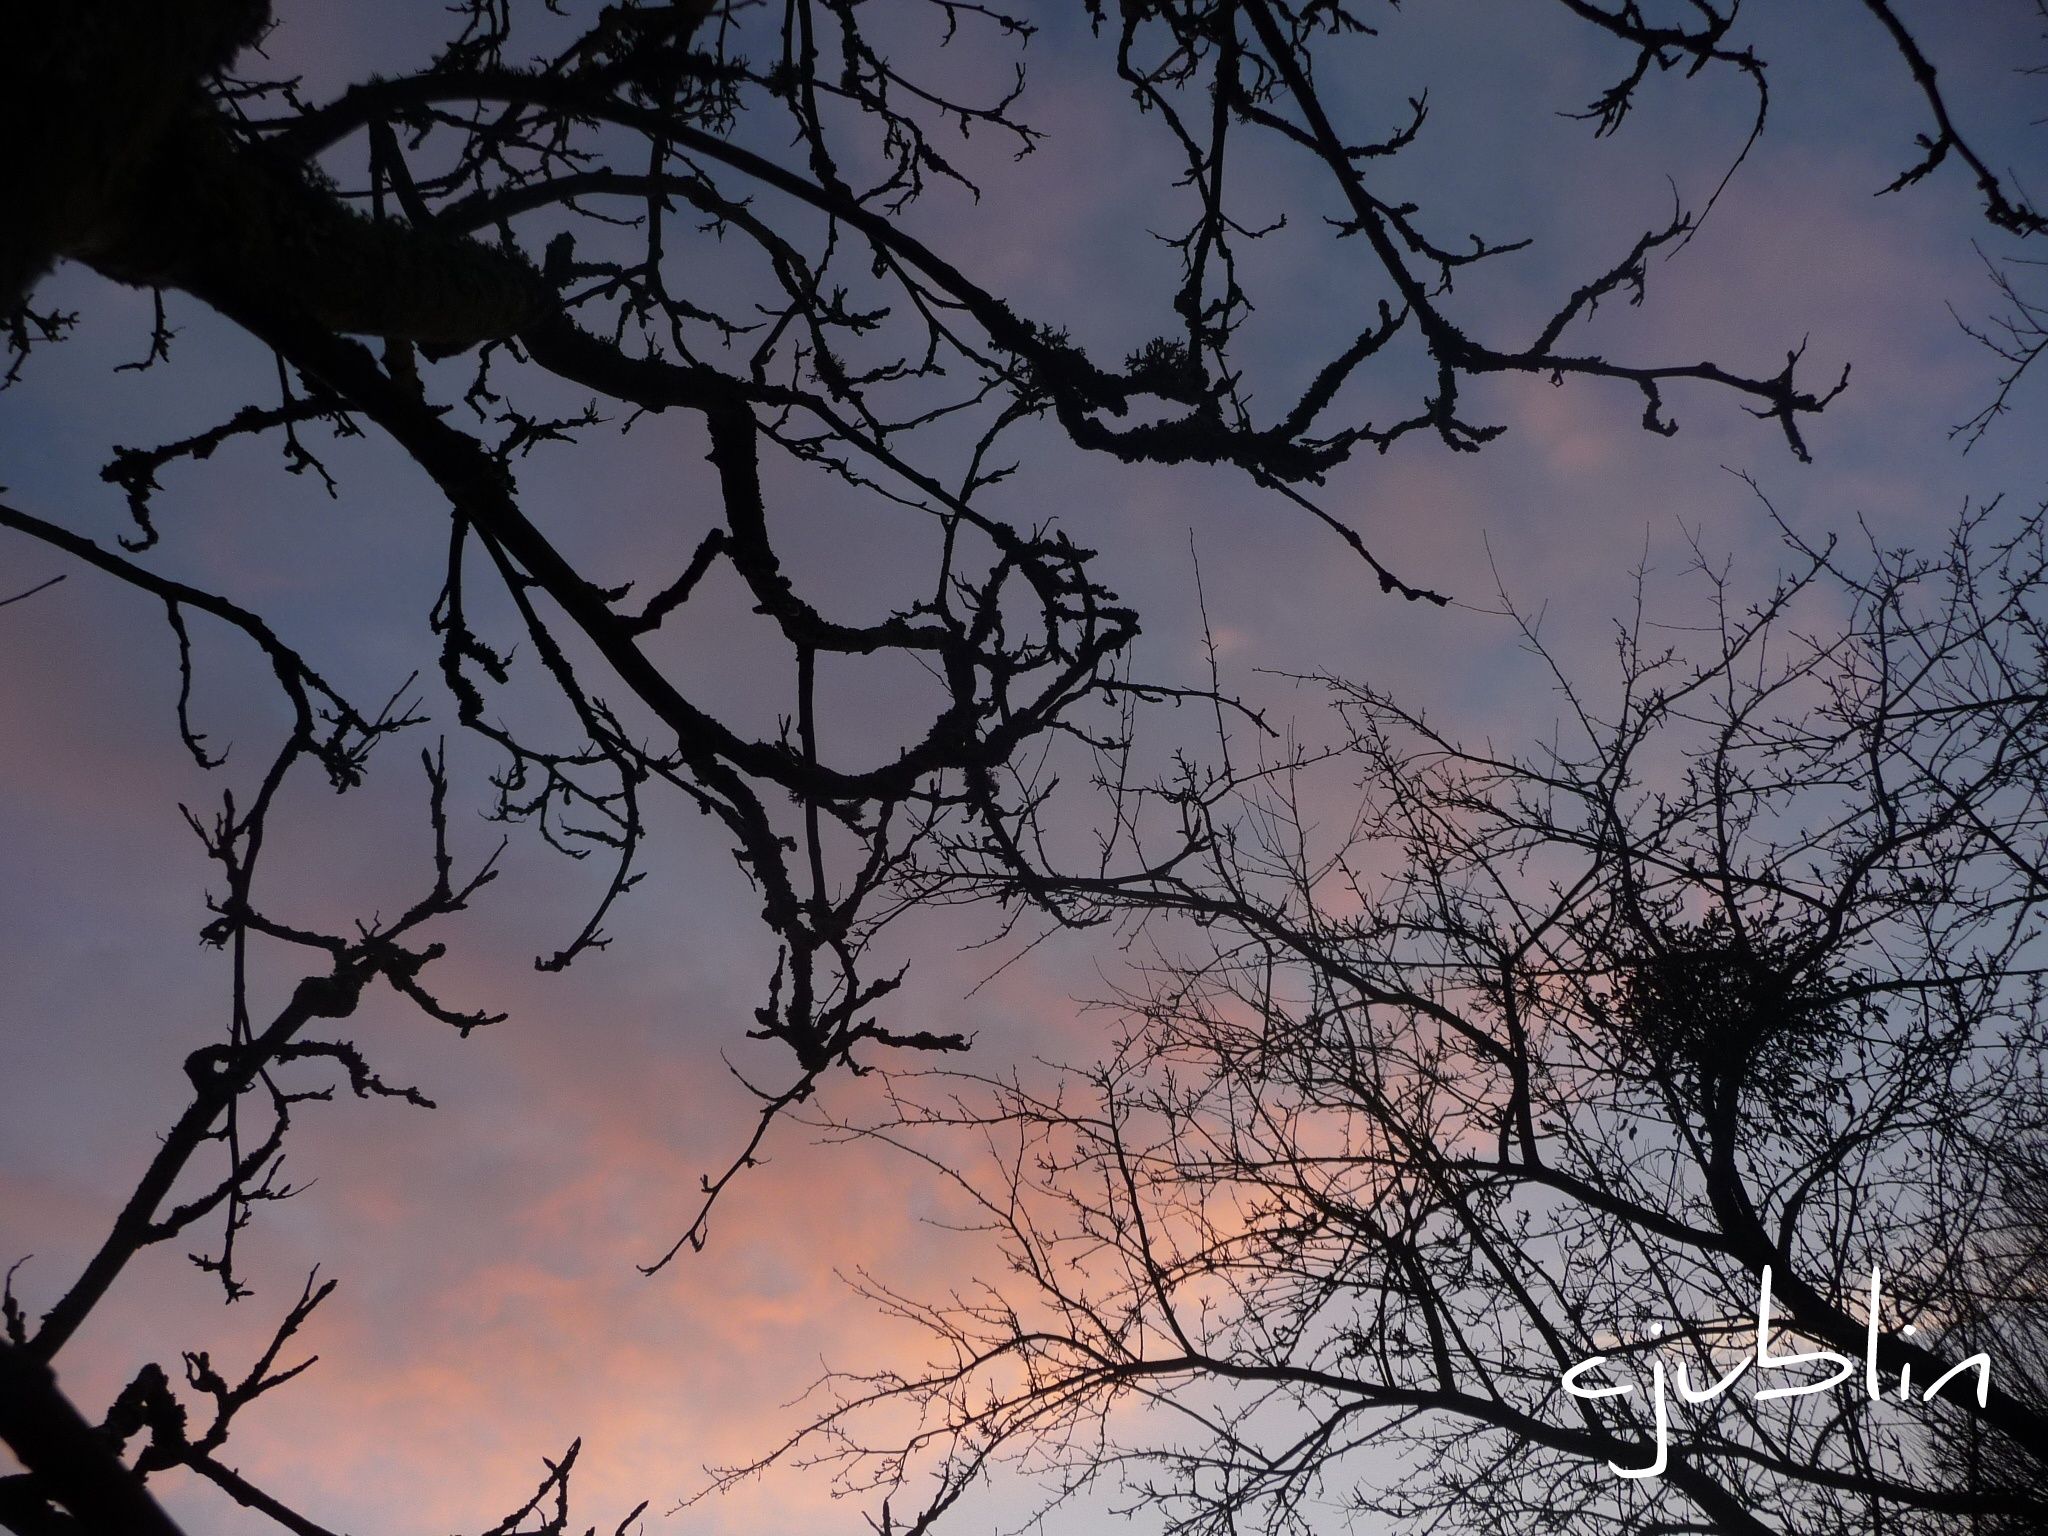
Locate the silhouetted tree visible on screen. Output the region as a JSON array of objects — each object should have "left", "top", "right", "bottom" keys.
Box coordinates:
[
  {"left": 759, "top": 496, "right": 2048, "bottom": 1535},
  {"left": 1, "top": 3, "right": 2041, "bottom": 1533},
  {"left": 1918, "top": 1134, "right": 2048, "bottom": 1532}
]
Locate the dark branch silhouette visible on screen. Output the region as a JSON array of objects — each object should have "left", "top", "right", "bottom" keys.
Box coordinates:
[
  {"left": 752, "top": 495, "right": 2048, "bottom": 1535},
  {"left": 1, "top": 2, "right": 2038, "bottom": 1532}
]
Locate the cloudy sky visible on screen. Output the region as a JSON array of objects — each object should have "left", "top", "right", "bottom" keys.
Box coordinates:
[{"left": 3, "top": 3, "right": 2046, "bottom": 1532}]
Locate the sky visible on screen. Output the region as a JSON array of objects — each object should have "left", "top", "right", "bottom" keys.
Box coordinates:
[{"left": 3, "top": 3, "right": 2047, "bottom": 1533}]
